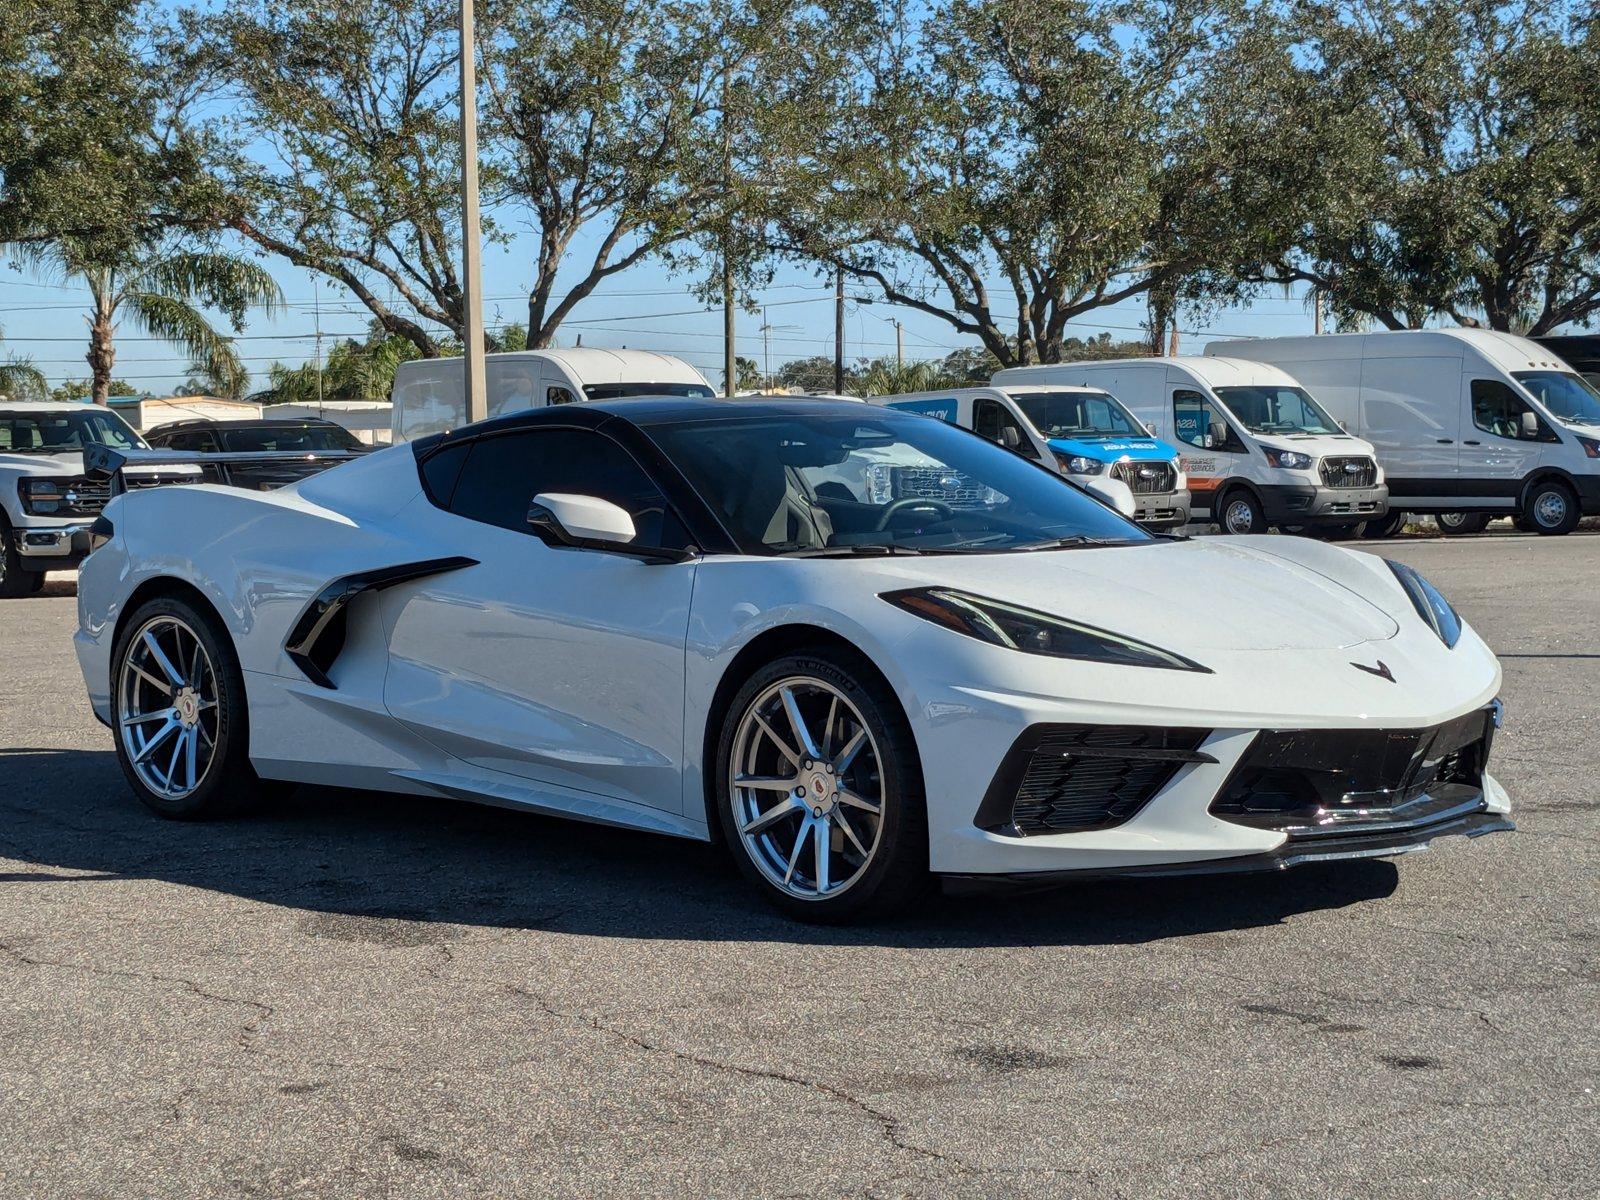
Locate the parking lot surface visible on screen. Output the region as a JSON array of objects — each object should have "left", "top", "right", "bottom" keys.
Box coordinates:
[{"left": 1, "top": 533, "right": 1596, "bottom": 1198}]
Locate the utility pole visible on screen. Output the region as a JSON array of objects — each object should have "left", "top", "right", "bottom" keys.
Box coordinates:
[
  {"left": 1167, "top": 319, "right": 1180, "bottom": 357},
  {"left": 721, "top": 65, "right": 736, "bottom": 397},
  {"left": 761, "top": 305, "right": 771, "bottom": 391},
  {"left": 312, "top": 277, "right": 325, "bottom": 419},
  {"left": 893, "top": 318, "right": 904, "bottom": 368},
  {"left": 459, "top": 0, "right": 488, "bottom": 425},
  {"left": 833, "top": 267, "right": 845, "bottom": 394},
  {"left": 1313, "top": 287, "right": 1325, "bottom": 335}
]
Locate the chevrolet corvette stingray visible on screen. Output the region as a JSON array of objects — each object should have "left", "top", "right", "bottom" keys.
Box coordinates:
[{"left": 74, "top": 398, "right": 1511, "bottom": 920}]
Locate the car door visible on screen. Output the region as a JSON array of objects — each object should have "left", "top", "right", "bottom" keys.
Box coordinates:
[
  {"left": 1457, "top": 378, "right": 1548, "bottom": 504},
  {"left": 1358, "top": 354, "right": 1460, "bottom": 495},
  {"left": 1171, "top": 387, "right": 1246, "bottom": 515},
  {"left": 381, "top": 425, "right": 698, "bottom": 814}
]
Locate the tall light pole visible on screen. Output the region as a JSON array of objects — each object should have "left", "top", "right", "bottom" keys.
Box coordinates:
[{"left": 460, "top": 0, "right": 488, "bottom": 425}]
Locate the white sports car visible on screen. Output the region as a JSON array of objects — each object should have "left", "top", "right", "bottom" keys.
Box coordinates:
[{"left": 74, "top": 398, "right": 1511, "bottom": 920}]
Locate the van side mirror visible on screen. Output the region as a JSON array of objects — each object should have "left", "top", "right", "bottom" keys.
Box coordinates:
[
  {"left": 1520, "top": 411, "right": 1540, "bottom": 439},
  {"left": 1145, "top": 421, "right": 1158, "bottom": 437}
]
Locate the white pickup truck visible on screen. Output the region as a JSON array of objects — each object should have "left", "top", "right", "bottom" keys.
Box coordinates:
[{"left": 0, "top": 401, "right": 199, "bottom": 597}]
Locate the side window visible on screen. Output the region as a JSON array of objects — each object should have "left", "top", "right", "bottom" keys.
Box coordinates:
[
  {"left": 447, "top": 428, "right": 690, "bottom": 549},
  {"left": 1471, "top": 379, "right": 1548, "bottom": 441},
  {"left": 1173, "top": 390, "right": 1240, "bottom": 452},
  {"left": 973, "top": 399, "right": 1039, "bottom": 459},
  {"left": 420, "top": 441, "right": 472, "bottom": 507}
]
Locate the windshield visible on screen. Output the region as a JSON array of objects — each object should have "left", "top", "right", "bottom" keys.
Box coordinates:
[
  {"left": 583, "top": 382, "right": 715, "bottom": 401},
  {"left": 646, "top": 409, "right": 1152, "bottom": 555},
  {"left": 1010, "top": 391, "right": 1142, "bottom": 440},
  {"left": 220, "top": 424, "right": 363, "bottom": 452},
  {"left": 1214, "top": 386, "right": 1340, "bottom": 435},
  {"left": 0, "top": 408, "right": 145, "bottom": 454},
  {"left": 1513, "top": 371, "right": 1600, "bottom": 427}
]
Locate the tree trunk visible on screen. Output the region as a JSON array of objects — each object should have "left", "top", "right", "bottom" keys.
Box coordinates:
[{"left": 87, "top": 296, "right": 116, "bottom": 406}]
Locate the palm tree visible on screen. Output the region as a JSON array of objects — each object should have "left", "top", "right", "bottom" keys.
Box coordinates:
[
  {"left": 0, "top": 355, "right": 48, "bottom": 401},
  {"left": 855, "top": 358, "right": 956, "bottom": 398},
  {"left": 14, "top": 240, "right": 282, "bottom": 406}
]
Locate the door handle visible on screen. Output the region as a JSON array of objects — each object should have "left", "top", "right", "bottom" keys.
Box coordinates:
[
  {"left": 1463, "top": 440, "right": 1481, "bottom": 446},
  {"left": 1436, "top": 439, "right": 1453, "bottom": 444}
]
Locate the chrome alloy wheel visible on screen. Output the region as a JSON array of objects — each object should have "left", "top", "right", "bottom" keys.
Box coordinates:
[
  {"left": 1534, "top": 489, "right": 1569, "bottom": 529},
  {"left": 1223, "top": 498, "right": 1257, "bottom": 535},
  {"left": 117, "top": 615, "right": 220, "bottom": 801},
  {"left": 729, "top": 676, "right": 886, "bottom": 902}
]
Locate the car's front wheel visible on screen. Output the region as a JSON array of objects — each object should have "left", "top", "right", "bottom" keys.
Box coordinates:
[
  {"left": 1522, "top": 480, "right": 1580, "bottom": 536},
  {"left": 1218, "top": 489, "right": 1267, "bottom": 535},
  {"left": 111, "top": 595, "right": 280, "bottom": 819},
  {"left": 1436, "top": 511, "right": 1490, "bottom": 536},
  {"left": 0, "top": 515, "right": 42, "bottom": 599},
  {"left": 715, "top": 650, "right": 928, "bottom": 922}
]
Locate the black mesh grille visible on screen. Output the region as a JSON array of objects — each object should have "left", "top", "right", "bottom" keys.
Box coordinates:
[
  {"left": 1320, "top": 456, "right": 1378, "bottom": 488},
  {"left": 1211, "top": 706, "right": 1496, "bottom": 836},
  {"left": 979, "top": 725, "right": 1213, "bottom": 835},
  {"left": 1112, "top": 461, "right": 1178, "bottom": 494}
]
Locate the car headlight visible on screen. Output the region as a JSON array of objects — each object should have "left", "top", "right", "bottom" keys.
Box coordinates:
[
  {"left": 1054, "top": 452, "right": 1105, "bottom": 475},
  {"left": 1578, "top": 435, "right": 1599, "bottom": 459},
  {"left": 1263, "top": 448, "right": 1313, "bottom": 470},
  {"left": 882, "top": 587, "right": 1211, "bottom": 672},
  {"left": 19, "top": 479, "right": 64, "bottom": 514},
  {"left": 1386, "top": 560, "right": 1462, "bottom": 648}
]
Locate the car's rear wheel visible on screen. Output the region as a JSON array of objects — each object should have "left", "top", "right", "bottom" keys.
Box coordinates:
[
  {"left": 1522, "top": 480, "right": 1580, "bottom": 536},
  {"left": 111, "top": 595, "right": 280, "bottom": 819},
  {"left": 715, "top": 651, "right": 928, "bottom": 922},
  {"left": 1360, "top": 510, "right": 1407, "bottom": 539},
  {"left": 1436, "top": 511, "right": 1489, "bottom": 536}
]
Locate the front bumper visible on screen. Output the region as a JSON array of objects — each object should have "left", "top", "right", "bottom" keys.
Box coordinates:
[
  {"left": 1261, "top": 483, "right": 1389, "bottom": 526},
  {"left": 12, "top": 522, "right": 93, "bottom": 571},
  {"left": 1132, "top": 487, "right": 1190, "bottom": 530}
]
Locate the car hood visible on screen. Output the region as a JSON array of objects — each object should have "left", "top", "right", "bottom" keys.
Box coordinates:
[
  {"left": 0, "top": 450, "right": 86, "bottom": 475},
  {"left": 1253, "top": 433, "right": 1376, "bottom": 458},
  {"left": 870, "top": 537, "right": 1400, "bottom": 652}
]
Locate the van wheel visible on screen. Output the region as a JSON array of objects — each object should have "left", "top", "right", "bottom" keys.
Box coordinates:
[
  {"left": 1523, "top": 480, "right": 1580, "bottom": 536},
  {"left": 1513, "top": 515, "right": 1537, "bottom": 533},
  {"left": 1436, "top": 512, "right": 1489, "bottom": 536},
  {"left": 1217, "top": 489, "right": 1267, "bottom": 535},
  {"left": 1361, "top": 511, "right": 1407, "bottom": 539}
]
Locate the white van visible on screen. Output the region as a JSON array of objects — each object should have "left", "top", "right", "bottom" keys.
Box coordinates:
[
  {"left": 869, "top": 385, "right": 1190, "bottom": 529},
  {"left": 390, "top": 348, "right": 713, "bottom": 442},
  {"left": 993, "top": 358, "right": 1389, "bottom": 535},
  {"left": 1206, "top": 329, "right": 1600, "bottom": 535}
]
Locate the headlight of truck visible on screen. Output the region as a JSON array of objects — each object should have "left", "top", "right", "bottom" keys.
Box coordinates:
[
  {"left": 19, "top": 479, "right": 64, "bottom": 514},
  {"left": 1054, "top": 453, "right": 1104, "bottom": 475},
  {"left": 1262, "top": 448, "right": 1314, "bottom": 470},
  {"left": 882, "top": 587, "right": 1211, "bottom": 672},
  {"left": 1386, "top": 561, "right": 1462, "bottom": 648}
]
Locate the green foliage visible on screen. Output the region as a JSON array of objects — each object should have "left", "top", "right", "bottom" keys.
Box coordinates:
[
  {"left": 254, "top": 325, "right": 421, "bottom": 406},
  {"left": 0, "top": 357, "right": 49, "bottom": 401}
]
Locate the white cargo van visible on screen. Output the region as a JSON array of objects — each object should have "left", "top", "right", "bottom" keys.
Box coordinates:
[
  {"left": 992, "top": 358, "right": 1388, "bottom": 535},
  {"left": 1207, "top": 330, "right": 1600, "bottom": 535},
  {"left": 869, "top": 385, "right": 1190, "bottom": 529},
  {"left": 390, "top": 348, "right": 713, "bottom": 442}
]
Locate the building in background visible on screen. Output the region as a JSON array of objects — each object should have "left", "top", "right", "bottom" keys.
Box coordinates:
[{"left": 107, "top": 395, "right": 261, "bottom": 432}]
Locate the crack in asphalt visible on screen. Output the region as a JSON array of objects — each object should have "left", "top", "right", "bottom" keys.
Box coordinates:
[
  {"left": 0, "top": 939, "right": 274, "bottom": 1050},
  {"left": 505, "top": 984, "right": 972, "bottom": 1174}
]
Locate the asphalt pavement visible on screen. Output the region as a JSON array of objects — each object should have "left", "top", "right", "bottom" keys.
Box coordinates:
[{"left": 0, "top": 533, "right": 1595, "bottom": 1198}]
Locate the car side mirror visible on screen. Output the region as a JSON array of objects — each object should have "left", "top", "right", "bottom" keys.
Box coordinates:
[
  {"left": 1145, "top": 422, "right": 1158, "bottom": 437},
  {"left": 526, "top": 493, "right": 694, "bottom": 563},
  {"left": 1520, "top": 411, "right": 1540, "bottom": 439},
  {"left": 1083, "top": 476, "right": 1137, "bottom": 518}
]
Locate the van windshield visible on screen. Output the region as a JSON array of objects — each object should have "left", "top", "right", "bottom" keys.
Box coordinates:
[
  {"left": 1010, "top": 391, "right": 1142, "bottom": 440},
  {"left": 583, "top": 382, "right": 716, "bottom": 400},
  {"left": 1214, "top": 386, "right": 1340, "bottom": 436},
  {"left": 1513, "top": 372, "right": 1600, "bottom": 427}
]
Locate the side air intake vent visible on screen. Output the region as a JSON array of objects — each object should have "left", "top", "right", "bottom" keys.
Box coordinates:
[{"left": 976, "top": 724, "right": 1215, "bottom": 836}]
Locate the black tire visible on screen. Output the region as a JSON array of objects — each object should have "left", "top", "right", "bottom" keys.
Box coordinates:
[
  {"left": 1522, "top": 479, "right": 1580, "bottom": 536},
  {"left": 1360, "top": 510, "right": 1407, "bottom": 539},
  {"left": 1436, "top": 512, "right": 1489, "bottom": 536},
  {"left": 109, "top": 594, "right": 284, "bottom": 819},
  {"left": 1216, "top": 488, "right": 1268, "bottom": 535},
  {"left": 0, "top": 515, "right": 35, "bottom": 599},
  {"left": 1512, "top": 515, "right": 1537, "bottom": 533},
  {"left": 714, "top": 648, "right": 929, "bottom": 922}
]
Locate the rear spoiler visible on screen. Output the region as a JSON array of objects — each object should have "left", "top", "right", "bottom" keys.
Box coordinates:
[{"left": 84, "top": 445, "right": 365, "bottom": 495}]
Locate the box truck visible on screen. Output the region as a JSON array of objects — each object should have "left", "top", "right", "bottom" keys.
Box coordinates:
[
  {"left": 868, "top": 384, "right": 1189, "bottom": 529},
  {"left": 390, "top": 348, "right": 713, "bottom": 442},
  {"left": 1207, "top": 329, "right": 1600, "bottom": 535},
  {"left": 992, "top": 357, "right": 1388, "bottom": 535}
]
